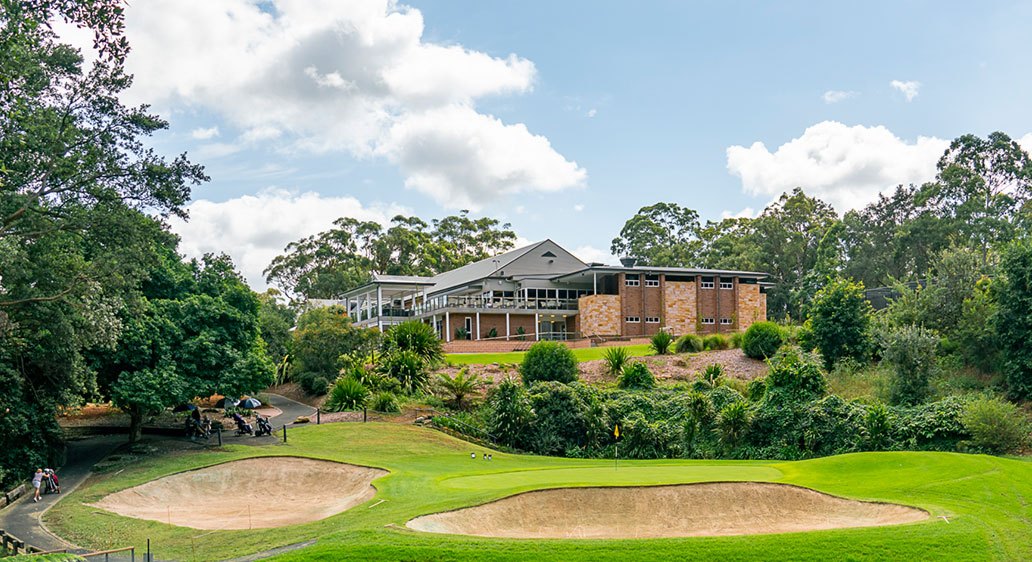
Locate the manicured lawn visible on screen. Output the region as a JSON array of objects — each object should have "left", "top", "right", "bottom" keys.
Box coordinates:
[
  {"left": 47, "top": 423, "right": 1032, "bottom": 561},
  {"left": 446, "top": 343, "right": 654, "bottom": 365}
]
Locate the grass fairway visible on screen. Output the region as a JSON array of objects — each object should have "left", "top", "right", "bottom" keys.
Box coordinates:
[
  {"left": 446, "top": 343, "right": 653, "bottom": 365},
  {"left": 47, "top": 423, "right": 1032, "bottom": 561}
]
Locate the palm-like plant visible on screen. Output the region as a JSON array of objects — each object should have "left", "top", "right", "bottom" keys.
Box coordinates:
[
  {"left": 381, "top": 349, "right": 430, "bottom": 394},
  {"left": 602, "top": 346, "right": 630, "bottom": 376},
  {"left": 717, "top": 401, "right": 751, "bottom": 447},
  {"left": 650, "top": 330, "right": 674, "bottom": 355},
  {"left": 324, "top": 377, "right": 369, "bottom": 412},
  {"left": 437, "top": 368, "right": 483, "bottom": 410},
  {"left": 383, "top": 321, "right": 444, "bottom": 366}
]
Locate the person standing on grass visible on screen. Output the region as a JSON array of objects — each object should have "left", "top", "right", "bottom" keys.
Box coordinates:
[{"left": 31, "top": 468, "right": 42, "bottom": 502}]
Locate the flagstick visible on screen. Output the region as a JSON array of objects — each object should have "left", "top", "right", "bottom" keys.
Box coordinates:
[{"left": 615, "top": 442, "right": 618, "bottom": 471}]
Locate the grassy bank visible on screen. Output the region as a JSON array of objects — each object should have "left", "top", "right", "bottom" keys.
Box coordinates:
[{"left": 46, "top": 423, "right": 1032, "bottom": 561}]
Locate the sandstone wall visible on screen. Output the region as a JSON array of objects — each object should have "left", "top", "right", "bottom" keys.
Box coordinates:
[
  {"left": 663, "top": 281, "right": 697, "bottom": 336},
  {"left": 579, "top": 294, "right": 622, "bottom": 336}
]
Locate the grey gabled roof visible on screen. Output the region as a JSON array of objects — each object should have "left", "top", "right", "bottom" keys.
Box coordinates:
[{"left": 425, "top": 239, "right": 588, "bottom": 296}]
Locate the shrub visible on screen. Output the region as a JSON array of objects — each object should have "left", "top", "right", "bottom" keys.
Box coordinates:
[
  {"left": 602, "top": 346, "right": 630, "bottom": 377},
  {"left": 996, "top": 240, "right": 1032, "bottom": 399},
  {"left": 764, "top": 346, "right": 827, "bottom": 403},
  {"left": 520, "top": 341, "right": 578, "bottom": 385},
  {"left": 960, "top": 396, "right": 1028, "bottom": 454},
  {"left": 382, "top": 321, "right": 444, "bottom": 366},
  {"left": 703, "top": 334, "right": 730, "bottom": 351},
  {"left": 728, "top": 332, "right": 744, "bottom": 349},
  {"left": 709, "top": 385, "right": 745, "bottom": 412},
  {"left": 650, "top": 330, "right": 674, "bottom": 355},
  {"left": 619, "top": 362, "right": 656, "bottom": 390},
  {"left": 487, "top": 378, "right": 534, "bottom": 448},
  {"left": 455, "top": 327, "right": 469, "bottom": 340},
  {"left": 436, "top": 368, "right": 483, "bottom": 410},
  {"left": 324, "top": 376, "right": 369, "bottom": 411},
  {"left": 380, "top": 349, "right": 431, "bottom": 394},
  {"left": 717, "top": 401, "right": 751, "bottom": 447},
  {"left": 808, "top": 278, "right": 873, "bottom": 369},
  {"left": 864, "top": 403, "right": 892, "bottom": 451},
  {"left": 882, "top": 325, "right": 938, "bottom": 406},
  {"left": 742, "top": 321, "right": 784, "bottom": 359},
  {"left": 528, "top": 381, "right": 593, "bottom": 455},
  {"left": 746, "top": 379, "right": 766, "bottom": 402},
  {"left": 487, "top": 327, "right": 498, "bottom": 339},
  {"left": 675, "top": 334, "right": 704, "bottom": 353},
  {"left": 298, "top": 372, "right": 330, "bottom": 396},
  {"left": 893, "top": 396, "right": 969, "bottom": 450},
  {"left": 515, "top": 326, "right": 526, "bottom": 340},
  {"left": 370, "top": 392, "right": 401, "bottom": 413}
]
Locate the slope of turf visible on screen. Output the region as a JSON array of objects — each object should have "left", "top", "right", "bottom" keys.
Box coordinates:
[
  {"left": 446, "top": 343, "right": 654, "bottom": 365},
  {"left": 46, "top": 423, "right": 1032, "bottom": 561}
]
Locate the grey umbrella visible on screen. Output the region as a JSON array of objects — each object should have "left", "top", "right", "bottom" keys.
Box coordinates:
[{"left": 238, "top": 397, "right": 262, "bottom": 409}]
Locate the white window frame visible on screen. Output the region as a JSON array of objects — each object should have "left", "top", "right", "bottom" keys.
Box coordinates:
[
  {"left": 624, "top": 274, "right": 640, "bottom": 287},
  {"left": 720, "top": 318, "right": 733, "bottom": 325},
  {"left": 700, "top": 281, "right": 715, "bottom": 289},
  {"left": 720, "top": 281, "right": 734, "bottom": 290},
  {"left": 701, "top": 318, "right": 715, "bottom": 325},
  {"left": 625, "top": 316, "right": 641, "bottom": 323},
  {"left": 645, "top": 316, "right": 660, "bottom": 323}
]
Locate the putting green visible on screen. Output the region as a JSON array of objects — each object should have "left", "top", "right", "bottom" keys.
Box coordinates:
[
  {"left": 45, "top": 423, "right": 1032, "bottom": 561},
  {"left": 441, "top": 464, "right": 783, "bottom": 489}
]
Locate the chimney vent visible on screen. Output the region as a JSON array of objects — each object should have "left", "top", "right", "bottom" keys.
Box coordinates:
[{"left": 619, "top": 257, "right": 638, "bottom": 268}]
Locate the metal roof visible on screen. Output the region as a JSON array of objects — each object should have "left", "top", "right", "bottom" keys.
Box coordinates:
[{"left": 550, "top": 265, "right": 769, "bottom": 283}]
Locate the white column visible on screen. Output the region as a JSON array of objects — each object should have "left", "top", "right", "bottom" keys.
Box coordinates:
[
  {"left": 593, "top": 272, "right": 598, "bottom": 295},
  {"left": 445, "top": 311, "right": 451, "bottom": 342},
  {"left": 344, "top": 297, "right": 351, "bottom": 320},
  {"left": 505, "top": 312, "right": 511, "bottom": 340},
  {"left": 475, "top": 312, "right": 481, "bottom": 340},
  {"left": 534, "top": 312, "right": 540, "bottom": 341},
  {"left": 376, "top": 286, "right": 383, "bottom": 332}
]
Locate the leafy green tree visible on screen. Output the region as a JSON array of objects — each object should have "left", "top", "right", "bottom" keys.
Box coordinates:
[
  {"left": 257, "top": 289, "right": 296, "bottom": 382},
  {"left": 264, "top": 211, "right": 515, "bottom": 301},
  {"left": 93, "top": 253, "right": 274, "bottom": 441},
  {"left": 528, "top": 381, "right": 593, "bottom": 455},
  {"left": 487, "top": 377, "right": 534, "bottom": 449},
  {"left": 881, "top": 325, "right": 938, "bottom": 406},
  {"left": 610, "top": 202, "right": 702, "bottom": 265},
  {"left": 0, "top": 0, "right": 205, "bottom": 473},
  {"left": 996, "top": 239, "right": 1032, "bottom": 399},
  {"left": 520, "top": 341, "right": 578, "bottom": 385},
  {"left": 926, "top": 132, "right": 1032, "bottom": 265},
  {"left": 292, "top": 305, "right": 379, "bottom": 380},
  {"left": 807, "top": 278, "right": 872, "bottom": 369}
]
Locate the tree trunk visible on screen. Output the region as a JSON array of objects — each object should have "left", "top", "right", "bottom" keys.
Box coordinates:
[{"left": 128, "top": 408, "right": 143, "bottom": 443}]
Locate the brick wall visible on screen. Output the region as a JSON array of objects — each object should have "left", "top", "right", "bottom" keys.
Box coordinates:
[
  {"left": 663, "top": 281, "right": 697, "bottom": 336},
  {"left": 737, "top": 283, "right": 767, "bottom": 330},
  {"left": 579, "top": 294, "right": 621, "bottom": 336}
]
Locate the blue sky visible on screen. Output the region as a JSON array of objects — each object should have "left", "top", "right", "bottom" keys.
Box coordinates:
[{"left": 85, "top": 1, "right": 1032, "bottom": 288}]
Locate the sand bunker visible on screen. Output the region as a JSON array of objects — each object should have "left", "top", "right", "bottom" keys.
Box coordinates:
[
  {"left": 92, "top": 457, "right": 386, "bottom": 530},
  {"left": 407, "top": 482, "right": 927, "bottom": 538}
]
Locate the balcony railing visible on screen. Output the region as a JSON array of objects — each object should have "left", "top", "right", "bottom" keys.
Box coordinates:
[{"left": 352, "top": 295, "right": 580, "bottom": 322}]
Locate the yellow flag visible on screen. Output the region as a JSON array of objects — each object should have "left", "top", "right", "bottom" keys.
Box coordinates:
[{"left": 614, "top": 424, "right": 620, "bottom": 439}]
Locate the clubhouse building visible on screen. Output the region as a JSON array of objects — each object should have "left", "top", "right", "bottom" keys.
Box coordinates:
[{"left": 327, "top": 240, "right": 769, "bottom": 347}]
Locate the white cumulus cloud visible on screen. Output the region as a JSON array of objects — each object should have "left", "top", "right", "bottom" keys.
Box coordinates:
[
  {"left": 726, "top": 121, "right": 950, "bottom": 211},
  {"left": 190, "top": 126, "right": 219, "bottom": 140},
  {"left": 168, "top": 188, "right": 406, "bottom": 289},
  {"left": 93, "top": 0, "right": 584, "bottom": 207},
  {"left": 891, "top": 80, "right": 921, "bottom": 102},
  {"left": 822, "top": 90, "right": 857, "bottom": 104}
]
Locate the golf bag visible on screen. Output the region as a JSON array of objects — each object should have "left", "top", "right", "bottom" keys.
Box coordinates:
[
  {"left": 232, "top": 412, "right": 253, "bottom": 435},
  {"left": 254, "top": 414, "right": 272, "bottom": 437},
  {"left": 42, "top": 468, "right": 60, "bottom": 494}
]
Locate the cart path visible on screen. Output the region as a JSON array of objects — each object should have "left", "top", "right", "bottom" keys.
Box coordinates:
[{"left": 0, "top": 393, "right": 317, "bottom": 554}]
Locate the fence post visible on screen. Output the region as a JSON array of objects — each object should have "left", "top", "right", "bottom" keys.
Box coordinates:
[
  {"left": 363, "top": 407, "right": 367, "bottom": 422},
  {"left": 216, "top": 427, "right": 222, "bottom": 447},
  {"left": 147, "top": 538, "right": 151, "bottom": 562},
  {"left": 316, "top": 409, "right": 320, "bottom": 425},
  {"left": 282, "top": 424, "right": 287, "bottom": 443}
]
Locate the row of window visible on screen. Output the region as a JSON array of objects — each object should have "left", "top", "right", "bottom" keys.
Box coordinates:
[
  {"left": 626, "top": 274, "right": 735, "bottom": 290},
  {"left": 624, "top": 316, "right": 661, "bottom": 323},
  {"left": 699, "top": 318, "right": 734, "bottom": 325}
]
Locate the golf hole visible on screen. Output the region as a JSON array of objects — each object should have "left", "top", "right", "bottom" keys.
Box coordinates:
[
  {"left": 92, "top": 457, "right": 387, "bottom": 530},
  {"left": 406, "top": 482, "right": 928, "bottom": 539}
]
